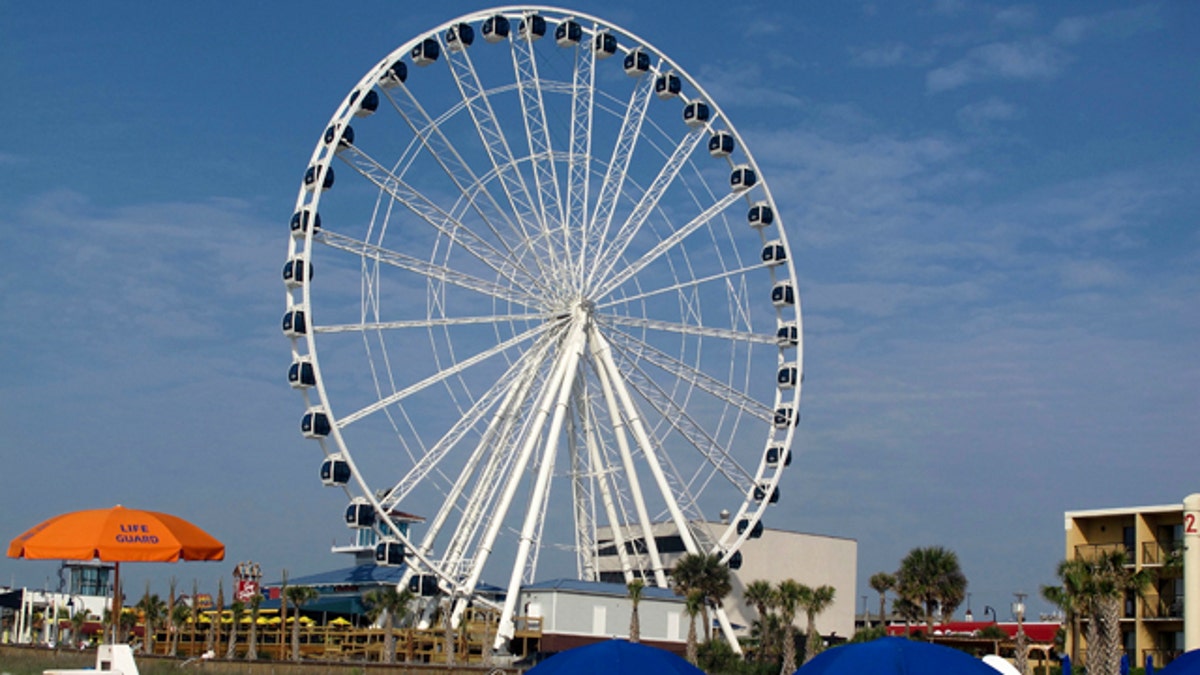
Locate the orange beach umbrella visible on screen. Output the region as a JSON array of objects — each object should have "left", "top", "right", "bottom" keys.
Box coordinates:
[{"left": 7, "top": 504, "right": 224, "bottom": 640}]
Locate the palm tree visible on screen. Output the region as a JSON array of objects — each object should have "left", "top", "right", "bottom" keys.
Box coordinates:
[
  {"left": 893, "top": 596, "right": 923, "bottom": 636},
  {"left": 671, "top": 552, "right": 731, "bottom": 642},
  {"left": 685, "top": 589, "right": 704, "bottom": 665},
  {"left": 278, "top": 570, "right": 289, "bottom": 661},
  {"left": 245, "top": 591, "right": 263, "bottom": 661},
  {"left": 136, "top": 588, "right": 166, "bottom": 655},
  {"left": 743, "top": 579, "right": 777, "bottom": 661},
  {"left": 213, "top": 581, "right": 225, "bottom": 656},
  {"left": 168, "top": 603, "right": 190, "bottom": 657},
  {"left": 1042, "top": 558, "right": 1093, "bottom": 666},
  {"left": 118, "top": 608, "right": 138, "bottom": 647},
  {"left": 800, "top": 584, "right": 836, "bottom": 664},
  {"left": 776, "top": 579, "right": 803, "bottom": 675},
  {"left": 225, "top": 600, "right": 245, "bottom": 659},
  {"left": 442, "top": 597, "right": 457, "bottom": 665},
  {"left": 627, "top": 579, "right": 645, "bottom": 643},
  {"left": 363, "top": 585, "right": 414, "bottom": 663},
  {"left": 69, "top": 609, "right": 90, "bottom": 649},
  {"left": 869, "top": 572, "right": 895, "bottom": 627},
  {"left": 895, "top": 546, "right": 968, "bottom": 637},
  {"left": 1091, "top": 550, "right": 1153, "bottom": 675},
  {"left": 284, "top": 585, "right": 319, "bottom": 662}
]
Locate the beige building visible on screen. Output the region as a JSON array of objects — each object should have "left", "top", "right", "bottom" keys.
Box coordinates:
[
  {"left": 595, "top": 522, "right": 858, "bottom": 640},
  {"left": 1064, "top": 500, "right": 1191, "bottom": 668}
]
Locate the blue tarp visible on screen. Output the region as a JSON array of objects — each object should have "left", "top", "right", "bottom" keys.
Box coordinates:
[
  {"left": 528, "top": 639, "right": 704, "bottom": 675},
  {"left": 1160, "top": 649, "right": 1200, "bottom": 675},
  {"left": 795, "top": 637, "right": 999, "bottom": 675}
]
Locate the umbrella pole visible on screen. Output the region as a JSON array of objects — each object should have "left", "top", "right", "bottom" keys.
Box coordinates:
[{"left": 111, "top": 562, "right": 121, "bottom": 644}]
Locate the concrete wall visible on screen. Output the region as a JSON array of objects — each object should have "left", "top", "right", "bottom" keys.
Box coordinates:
[
  {"left": 521, "top": 589, "right": 685, "bottom": 643},
  {"left": 725, "top": 531, "right": 857, "bottom": 639}
]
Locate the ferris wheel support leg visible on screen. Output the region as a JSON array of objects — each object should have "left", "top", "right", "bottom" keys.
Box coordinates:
[
  {"left": 587, "top": 327, "right": 669, "bottom": 588},
  {"left": 714, "top": 605, "right": 742, "bottom": 655},
  {"left": 590, "top": 328, "right": 701, "bottom": 555},
  {"left": 582, "top": 395, "right": 638, "bottom": 584},
  {"left": 449, "top": 322, "right": 575, "bottom": 641},
  {"left": 494, "top": 312, "right": 590, "bottom": 650}
]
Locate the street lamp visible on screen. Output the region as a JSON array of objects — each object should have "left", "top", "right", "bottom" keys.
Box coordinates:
[
  {"left": 1013, "top": 593, "right": 1029, "bottom": 675},
  {"left": 984, "top": 605, "right": 997, "bottom": 623}
]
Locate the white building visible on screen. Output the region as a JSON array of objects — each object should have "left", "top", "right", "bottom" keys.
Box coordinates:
[
  {"left": 593, "top": 522, "right": 858, "bottom": 641},
  {"left": 518, "top": 579, "right": 688, "bottom": 653}
]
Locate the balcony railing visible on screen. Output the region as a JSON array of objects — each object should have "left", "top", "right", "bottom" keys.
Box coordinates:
[
  {"left": 1141, "top": 541, "right": 1183, "bottom": 567},
  {"left": 1144, "top": 649, "right": 1184, "bottom": 670},
  {"left": 1074, "top": 543, "right": 1132, "bottom": 562},
  {"left": 1141, "top": 597, "right": 1183, "bottom": 620}
]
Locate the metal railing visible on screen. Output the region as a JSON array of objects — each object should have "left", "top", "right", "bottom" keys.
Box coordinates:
[
  {"left": 1144, "top": 649, "right": 1184, "bottom": 670},
  {"left": 1141, "top": 541, "right": 1183, "bottom": 566},
  {"left": 1140, "top": 597, "right": 1183, "bottom": 620},
  {"left": 1073, "top": 543, "right": 1132, "bottom": 561}
]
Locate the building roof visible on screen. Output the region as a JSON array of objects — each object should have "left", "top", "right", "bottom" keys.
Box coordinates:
[
  {"left": 886, "top": 621, "right": 1060, "bottom": 643},
  {"left": 523, "top": 578, "right": 682, "bottom": 601},
  {"left": 1065, "top": 503, "right": 1182, "bottom": 518},
  {"left": 269, "top": 563, "right": 409, "bottom": 588}
]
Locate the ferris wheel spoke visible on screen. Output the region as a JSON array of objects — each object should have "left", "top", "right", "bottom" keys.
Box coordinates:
[
  {"left": 593, "top": 189, "right": 745, "bottom": 299},
  {"left": 587, "top": 67, "right": 657, "bottom": 267},
  {"left": 595, "top": 260, "right": 769, "bottom": 311},
  {"left": 615, "top": 344, "right": 758, "bottom": 492},
  {"left": 379, "top": 333, "right": 556, "bottom": 514},
  {"left": 442, "top": 39, "right": 548, "bottom": 259},
  {"left": 566, "top": 30, "right": 596, "bottom": 285},
  {"left": 317, "top": 230, "right": 540, "bottom": 308},
  {"left": 379, "top": 82, "right": 541, "bottom": 271},
  {"left": 336, "top": 322, "right": 549, "bottom": 428},
  {"left": 586, "top": 126, "right": 706, "bottom": 289},
  {"left": 316, "top": 312, "right": 547, "bottom": 334},
  {"left": 604, "top": 325, "right": 772, "bottom": 416},
  {"left": 512, "top": 28, "right": 567, "bottom": 265},
  {"left": 600, "top": 313, "right": 775, "bottom": 345},
  {"left": 336, "top": 144, "right": 544, "bottom": 291}
]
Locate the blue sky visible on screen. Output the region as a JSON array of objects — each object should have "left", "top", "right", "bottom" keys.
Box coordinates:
[{"left": 2, "top": 0, "right": 1197, "bottom": 622}]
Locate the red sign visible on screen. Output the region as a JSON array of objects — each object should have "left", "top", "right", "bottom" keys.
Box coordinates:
[{"left": 236, "top": 579, "right": 260, "bottom": 603}]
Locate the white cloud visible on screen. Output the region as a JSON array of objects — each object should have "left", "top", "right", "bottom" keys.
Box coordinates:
[
  {"left": 956, "top": 96, "right": 1021, "bottom": 128},
  {"left": 927, "top": 39, "right": 1069, "bottom": 92},
  {"left": 1052, "top": 6, "right": 1162, "bottom": 45},
  {"left": 993, "top": 5, "right": 1038, "bottom": 29},
  {"left": 849, "top": 42, "right": 933, "bottom": 68},
  {"left": 1059, "top": 259, "right": 1127, "bottom": 290}
]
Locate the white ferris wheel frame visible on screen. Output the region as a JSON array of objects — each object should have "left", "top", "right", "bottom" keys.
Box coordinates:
[{"left": 283, "top": 5, "right": 803, "bottom": 652}]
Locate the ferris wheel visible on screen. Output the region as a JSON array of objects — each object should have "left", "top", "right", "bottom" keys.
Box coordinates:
[{"left": 282, "top": 5, "right": 802, "bottom": 651}]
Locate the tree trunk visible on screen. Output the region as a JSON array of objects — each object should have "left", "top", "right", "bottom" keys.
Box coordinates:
[
  {"left": 780, "top": 625, "right": 797, "bottom": 675},
  {"left": 291, "top": 618, "right": 301, "bottom": 662},
  {"left": 383, "top": 611, "right": 395, "bottom": 664},
  {"left": 1083, "top": 614, "right": 1101, "bottom": 674},
  {"left": 225, "top": 623, "right": 238, "bottom": 659},
  {"left": 687, "top": 614, "right": 698, "bottom": 665},
  {"left": 1098, "top": 596, "right": 1122, "bottom": 675},
  {"left": 247, "top": 613, "right": 258, "bottom": 660}
]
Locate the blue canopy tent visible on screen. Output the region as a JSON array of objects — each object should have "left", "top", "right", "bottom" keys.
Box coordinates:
[
  {"left": 1160, "top": 649, "right": 1200, "bottom": 675},
  {"left": 527, "top": 640, "right": 704, "bottom": 675},
  {"left": 796, "top": 637, "right": 998, "bottom": 675}
]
